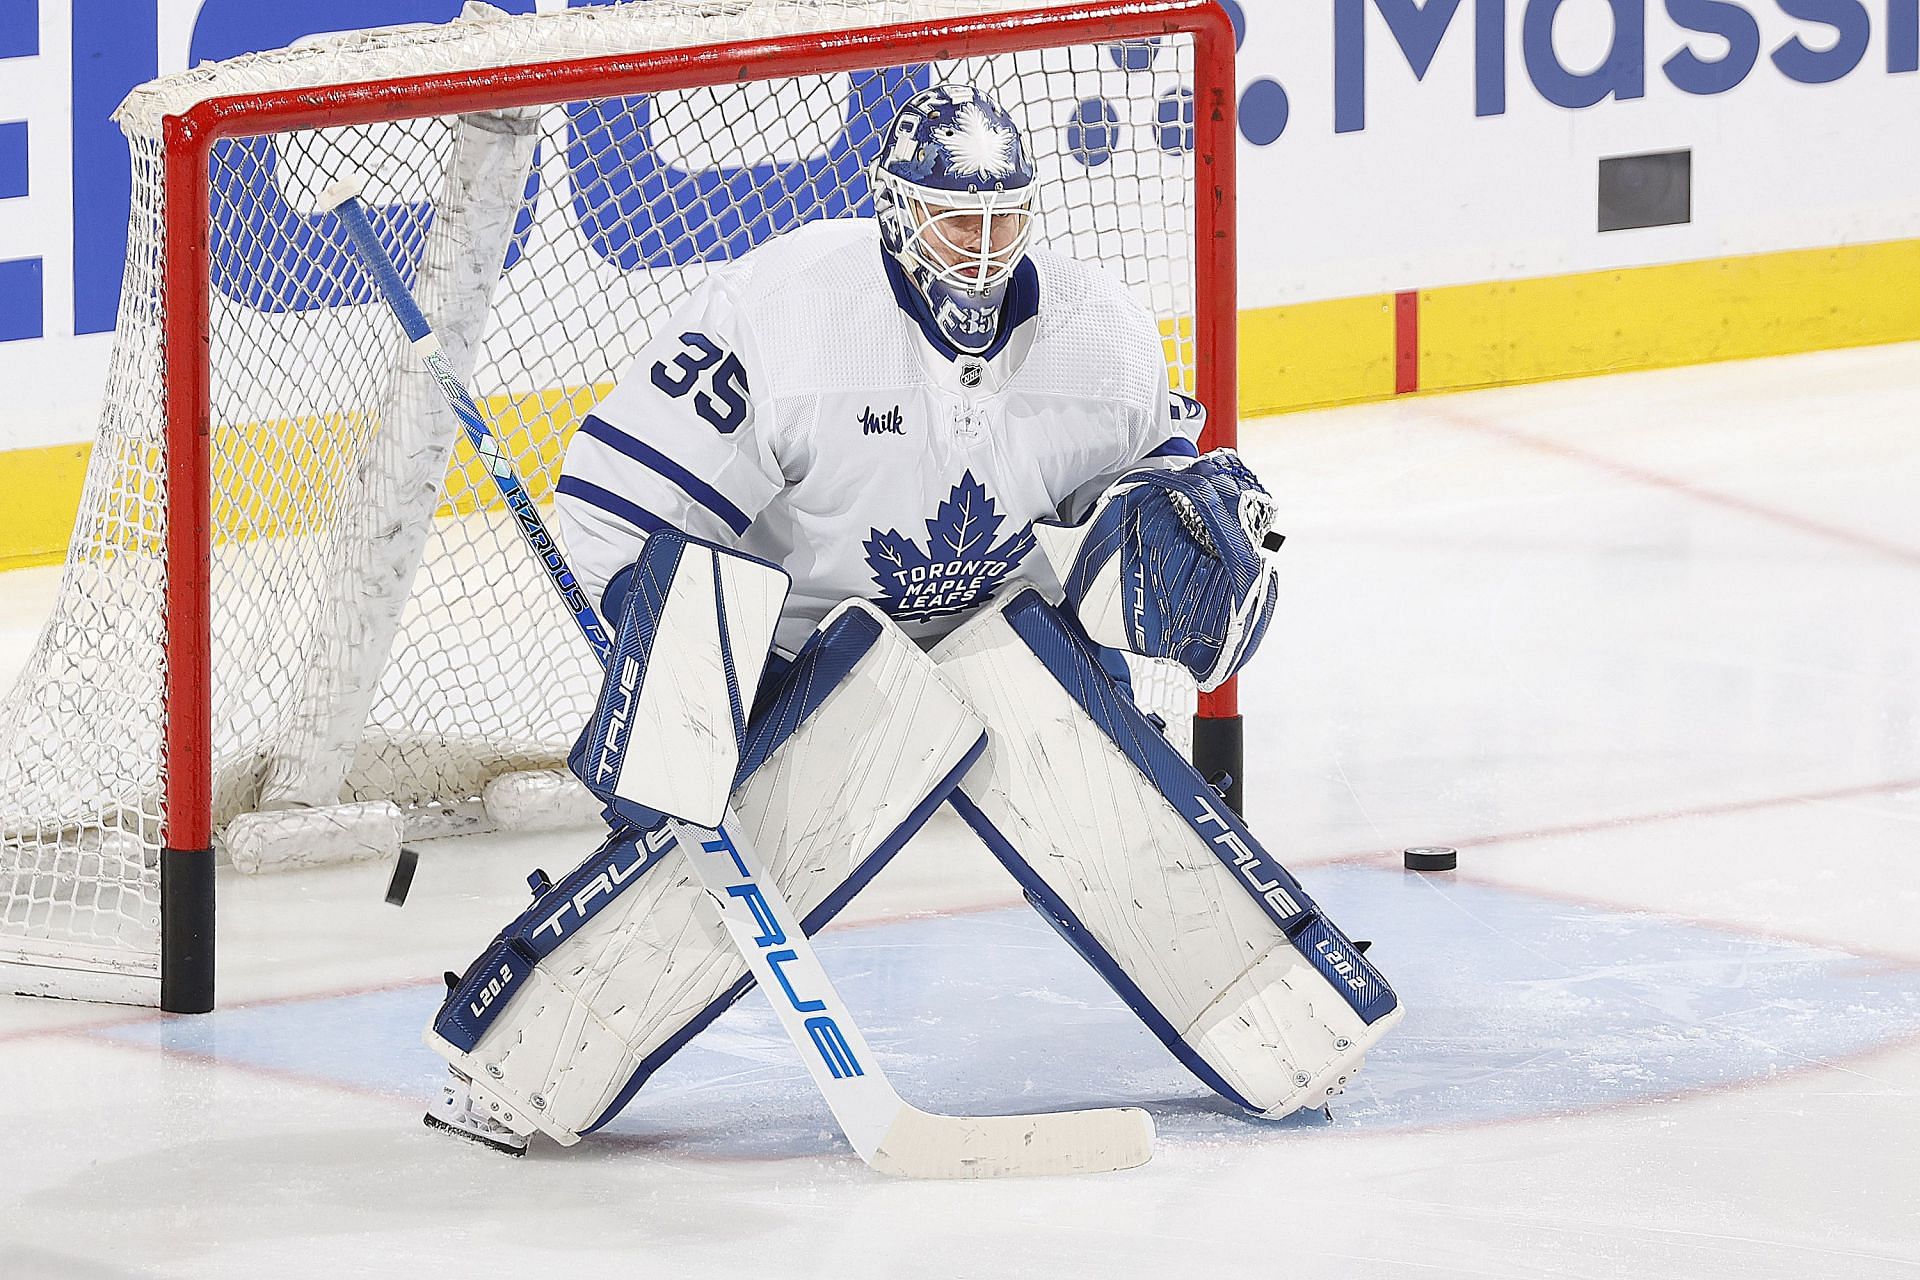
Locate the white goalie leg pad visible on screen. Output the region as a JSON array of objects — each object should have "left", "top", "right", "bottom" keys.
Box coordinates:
[
  {"left": 934, "top": 590, "right": 1403, "bottom": 1119},
  {"left": 426, "top": 599, "right": 986, "bottom": 1144}
]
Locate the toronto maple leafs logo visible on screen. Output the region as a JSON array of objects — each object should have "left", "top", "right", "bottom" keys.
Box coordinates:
[
  {"left": 934, "top": 104, "right": 1017, "bottom": 179},
  {"left": 863, "top": 472, "right": 1036, "bottom": 623}
]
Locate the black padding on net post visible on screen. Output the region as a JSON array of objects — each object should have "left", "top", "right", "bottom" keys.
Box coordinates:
[
  {"left": 160, "top": 846, "right": 214, "bottom": 1013},
  {"left": 1191, "top": 712, "right": 1244, "bottom": 816}
]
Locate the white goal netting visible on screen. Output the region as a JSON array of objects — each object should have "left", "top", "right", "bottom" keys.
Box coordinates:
[{"left": 0, "top": 0, "right": 1207, "bottom": 1002}]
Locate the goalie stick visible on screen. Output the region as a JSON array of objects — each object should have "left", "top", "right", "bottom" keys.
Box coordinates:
[{"left": 323, "top": 178, "right": 1153, "bottom": 1178}]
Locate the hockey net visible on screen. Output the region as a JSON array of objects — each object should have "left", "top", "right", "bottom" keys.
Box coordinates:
[{"left": 0, "top": 0, "right": 1234, "bottom": 1006}]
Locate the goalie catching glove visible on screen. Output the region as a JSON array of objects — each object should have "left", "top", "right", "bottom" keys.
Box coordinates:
[{"left": 1034, "top": 449, "right": 1284, "bottom": 692}]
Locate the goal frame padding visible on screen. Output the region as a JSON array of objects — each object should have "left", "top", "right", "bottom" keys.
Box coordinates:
[{"left": 154, "top": 0, "right": 1239, "bottom": 1011}]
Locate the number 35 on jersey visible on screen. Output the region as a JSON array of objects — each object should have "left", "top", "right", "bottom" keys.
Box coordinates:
[{"left": 651, "top": 331, "right": 751, "bottom": 434}]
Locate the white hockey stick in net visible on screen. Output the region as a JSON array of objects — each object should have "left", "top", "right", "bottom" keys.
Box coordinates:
[{"left": 324, "top": 178, "right": 1153, "bottom": 1177}]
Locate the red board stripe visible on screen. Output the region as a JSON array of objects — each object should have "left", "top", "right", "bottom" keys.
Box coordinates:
[{"left": 1394, "top": 289, "right": 1419, "bottom": 394}]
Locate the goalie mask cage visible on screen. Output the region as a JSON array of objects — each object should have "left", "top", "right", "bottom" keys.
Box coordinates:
[{"left": 0, "top": 0, "right": 1237, "bottom": 1012}]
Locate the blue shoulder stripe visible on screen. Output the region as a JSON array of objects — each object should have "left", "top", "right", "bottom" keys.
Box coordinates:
[
  {"left": 555, "top": 474, "right": 671, "bottom": 536},
  {"left": 579, "top": 413, "right": 753, "bottom": 536}
]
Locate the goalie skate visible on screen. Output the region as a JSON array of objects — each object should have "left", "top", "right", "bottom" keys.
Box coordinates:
[{"left": 422, "top": 1067, "right": 531, "bottom": 1157}]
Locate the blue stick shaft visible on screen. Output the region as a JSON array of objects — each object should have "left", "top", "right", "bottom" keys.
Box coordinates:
[{"left": 330, "top": 190, "right": 613, "bottom": 665}]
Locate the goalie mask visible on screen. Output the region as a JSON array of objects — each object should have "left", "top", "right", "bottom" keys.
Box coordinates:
[{"left": 871, "top": 83, "right": 1037, "bottom": 355}]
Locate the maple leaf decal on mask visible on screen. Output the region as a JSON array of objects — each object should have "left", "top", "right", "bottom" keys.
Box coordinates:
[
  {"left": 863, "top": 471, "right": 1037, "bottom": 623},
  {"left": 935, "top": 103, "right": 1017, "bottom": 179}
]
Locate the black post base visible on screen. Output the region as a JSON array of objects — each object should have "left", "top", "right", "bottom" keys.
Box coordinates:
[
  {"left": 1191, "top": 713, "right": 1245, "bottom": 816},
  {"left": 160, "top": 846, "right": 215, "bottom": 1013}
]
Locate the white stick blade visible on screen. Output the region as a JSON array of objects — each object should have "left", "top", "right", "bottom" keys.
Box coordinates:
[{"left": 869, "top": 1104, "right": 1154, "bottom": 1179}]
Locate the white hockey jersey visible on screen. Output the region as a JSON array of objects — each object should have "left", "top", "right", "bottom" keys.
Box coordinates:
[{"left": 554, "top": 218, "right": 1200, "bottom": 654}]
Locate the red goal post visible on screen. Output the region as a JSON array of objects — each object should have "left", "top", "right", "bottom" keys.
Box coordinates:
[{"left": 2, "top": 0, "right": 1238, "bottom": 1012}]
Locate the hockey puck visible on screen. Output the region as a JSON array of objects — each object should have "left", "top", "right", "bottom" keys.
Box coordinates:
[
  {"left": 385, "top": 847, "right": 419, "bottom": 906},
  {"left": 1402, "top": 846, "right": 1457, "bottom": 872}
]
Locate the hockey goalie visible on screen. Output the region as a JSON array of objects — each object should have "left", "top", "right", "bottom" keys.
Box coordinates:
[{"left": 422, "top": 83, "right": 1404, "bottom": 1157}]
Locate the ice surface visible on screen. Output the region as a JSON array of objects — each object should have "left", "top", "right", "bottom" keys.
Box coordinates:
[{"left": 3, "top": 343, "right": 1918, "bottom": 1278}]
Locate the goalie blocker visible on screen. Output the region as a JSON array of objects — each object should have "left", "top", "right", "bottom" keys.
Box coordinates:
[{"left": 935, "top": 590, "right": 1403, "bottom": 1117}]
